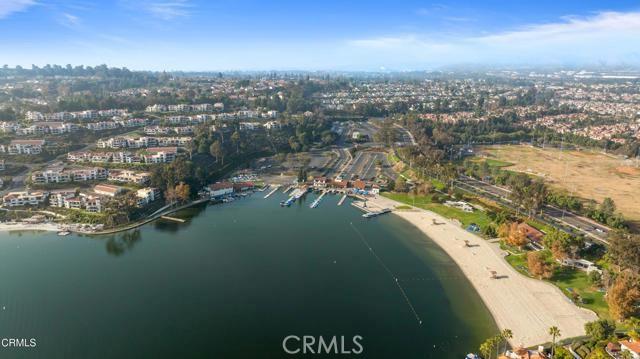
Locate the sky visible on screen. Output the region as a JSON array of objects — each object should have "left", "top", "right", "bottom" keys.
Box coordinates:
[{"left": 1, "top": 0, "right": 640, "bottom": 71}]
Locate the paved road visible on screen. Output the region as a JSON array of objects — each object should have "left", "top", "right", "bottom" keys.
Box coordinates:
[
  {"left": 456, "top": 175, "right": 610, "bottom": 243},
  {"left": 342, "top": 151, "right": 395, "bottom": 181}
]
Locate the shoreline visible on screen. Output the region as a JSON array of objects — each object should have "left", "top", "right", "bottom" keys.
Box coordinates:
[
  {"left": 367, "top": 195, "right": 597, "bottom": 347},
  {"left": 0, "top": 222, "right": 61, "bottom": 233}
]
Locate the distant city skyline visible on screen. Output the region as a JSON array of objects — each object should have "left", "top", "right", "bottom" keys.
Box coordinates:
[{"left": 1, "top": 0, "right": 640, "bottom": 71}]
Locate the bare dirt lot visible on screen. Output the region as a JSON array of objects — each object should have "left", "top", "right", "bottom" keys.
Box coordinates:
[{"left": 477, "top": 145, "right": 640, "bottom": 224}]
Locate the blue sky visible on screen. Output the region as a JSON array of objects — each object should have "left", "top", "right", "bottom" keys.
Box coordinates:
[{"left": 1, "top": 0, "right": 640, "bottom": 71}]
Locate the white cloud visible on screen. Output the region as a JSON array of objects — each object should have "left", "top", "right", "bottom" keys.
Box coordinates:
[
  {"left": 0, "top": 0, "right": 37, "bottom": 19},
  {"left": 347, "top": 11, "right": 640, "bottom": 67},
  {"left": 145, "top": 0, "right": 191, "bottom": 20},
  {"left": 57, "top": 12, "right": 80, "bottom": 28}
]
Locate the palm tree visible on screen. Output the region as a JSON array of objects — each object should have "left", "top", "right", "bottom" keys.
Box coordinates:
[
  {"left": 479, "top": 341, "right": 492, "bottom": 359},
  {"left": 548, "top": 326, "right": 561, "bottom": 357},
  {"left": 501, "top": 329, "right": 513, "bottom": 355}
]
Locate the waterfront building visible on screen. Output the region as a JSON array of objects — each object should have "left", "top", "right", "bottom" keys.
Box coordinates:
[{"left": 2, "top": 190, "right": 48, "bottom": 207}]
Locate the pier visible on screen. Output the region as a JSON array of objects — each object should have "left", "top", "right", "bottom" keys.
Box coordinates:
[
  {"left": 282, "top": 186, "right": 308, "bottom": 207},
  {"left": 310, "top": 191, "right": 326, "bottom": 209},
  {"left": 264, "top": 185, "right": 281, "bottom": 199},
  {"left": 160, "top": 216, "right": 186, "bottom": 223}
]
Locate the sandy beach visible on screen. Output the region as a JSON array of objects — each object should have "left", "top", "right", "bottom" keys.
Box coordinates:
[
  {"left": 368, "top": 195, "right": 597, "bottom": 347},
  {"left": 0, "top": 222, "right": 62, "bottom": 233}
]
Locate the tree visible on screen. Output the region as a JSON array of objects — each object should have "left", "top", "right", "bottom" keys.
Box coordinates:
[
  {"left": 499, "top": 222, "right": 528, "bottom": 248},
  {"left": 394, "top": 177, "right": 408, "bottom": 192},
  {"left": 500, "top": 329, "right": 513, "bottom": 355},
  {"left": 548, "top": 326, "right": 561, "bottom": 357},
  {"left": 608, "top": 231, "right": 640, "bottom": 273},
  {"left": 554, "top": 347, "right": 573, "bottom": 359},
  {"left": 584, "top": 319, "right": 615, "bottom": 341},
  {"left": 479, "top": 337, "right": 495, "bottom": 359},
  {"left": 231, "top": 130, "right": 241, "bottom": 154},
  {"left": 174, "top": 182, "right": 191, "bottom": 204},
  {"left": 599, "top": 197, "right": 616, "bottom": 217},
  {"left": 527, "top": 251, "right": 554, "bottom": 279},
  {"left": 625, "top": 317, "right": 640, "bottom": 341},
  {"left": 209, "top": 140, "right": 223, "bottom": 164},
  {"left": 607, "top": 274, "right": 640, "bottom": 321},
  {"left": 164, "top": 186, "right": 177, "bottom": 205},
  {"left": 543, "top": 228, "right": 582, "bottom": 261}
]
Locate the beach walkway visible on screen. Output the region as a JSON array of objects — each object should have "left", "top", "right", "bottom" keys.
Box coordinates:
[{"left": 369, "top": 195, "right": 597, "bottom": 347}]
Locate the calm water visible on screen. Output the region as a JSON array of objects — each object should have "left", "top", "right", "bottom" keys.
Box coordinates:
[{"left": 0, "top": 192, "right": 496, "bottom": 358}]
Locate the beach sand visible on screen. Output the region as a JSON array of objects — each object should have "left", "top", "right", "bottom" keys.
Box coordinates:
[
  {"left": 0, "top": 222, "right": 61, "bottom": 233},
  {"left": 368, "top": 195, "right": 597, "bottom": 347}
]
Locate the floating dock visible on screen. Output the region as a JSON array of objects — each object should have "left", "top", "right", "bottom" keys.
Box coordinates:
[
  {"left": 310, "top": 191, "right": 326, "bottom": 209},
  {"left": 281, "top": 187, "right": 308, "bottom": 207},
  {"left": 337, "top": 194, "right": 347, "bottom": 206},
  {"left": 160, "top": 216, "right": 186, "bottom": 223},
  {"left": 264, "top": 185, "right": 281, "bottom": 199},
  {"left": 362, "top": 208, "right": 392, "bottom": 218}
]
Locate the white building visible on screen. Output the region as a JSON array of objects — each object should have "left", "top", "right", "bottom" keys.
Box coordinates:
[
  {"left": 136, "top": 188, "right": 159, "bottom": 206},
  {"left": 207, "top": 182, "right": 234, "bottom": 198},
  {"left": 2, "top": 190, "right": 48, "bottom": 207}
]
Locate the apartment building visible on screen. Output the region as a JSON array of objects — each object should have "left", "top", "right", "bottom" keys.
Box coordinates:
[
  {"left": 31, "top": 166, "right": 108, "bottom": 184},
  {"left": 141, "top": 147, "right": 177, "bottom": 163},
  {"left": 2, "top": 190, "right": 48, "bottom": 207},
  {"left": 0, "top": 139, "right": 46, "bottom": 155}
]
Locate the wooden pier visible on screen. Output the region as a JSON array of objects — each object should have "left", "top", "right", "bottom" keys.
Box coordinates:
[{"left": 160, "top": 216, "right": 186, "bottom": 223}]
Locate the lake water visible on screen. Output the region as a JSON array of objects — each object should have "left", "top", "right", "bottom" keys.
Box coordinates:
[{"left": 0, "top": 192, "right": 497, "bottom": 358}]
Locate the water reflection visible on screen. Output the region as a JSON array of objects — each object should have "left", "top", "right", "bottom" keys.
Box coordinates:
[
  {"left": 152, "top": 203, "right": 207, "bottom": 233},
  {"left": 105, "top": 229, "right": 142, "bottom": 256}
]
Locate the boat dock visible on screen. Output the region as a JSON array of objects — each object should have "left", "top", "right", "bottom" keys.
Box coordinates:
[
  {"left": 264, "top": 185, "right": 281, "bottom": 199},
  {"left": 283, "top": 185, "right": 295, "bottom": 193},
  {"left": 310, "top": 191, "right": 326, "bottom": 209},
  {"left": 160, "top": 216, "right": 186, "bottom": 223},
  {"left": 337, "top": 194, "right": 347, "bottom": 206},
  {"left": 362, "top": 208, "right": 392, "bottom": 218},
  {"left": 281, "top": 187, "right": 308, "bottom": 207}
]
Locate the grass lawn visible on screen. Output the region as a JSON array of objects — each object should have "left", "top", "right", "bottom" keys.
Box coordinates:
[
  {"left": 551, "top": 267, "right": 609, "bottom": 320},
  {"left": 484, "top": 158, "right": 514, "bottom": 167},
  {"left": 525, "top": 219, "right": 555, "bottom": 234},
  {"left": 504, "top": 253, "right": 610, "bottom": 319},
  {"left": 382, "top": 192, "right": 492, "bottom": 229},
  {"left": 505, "top": 253, "right": 530, "bottom": 276}
]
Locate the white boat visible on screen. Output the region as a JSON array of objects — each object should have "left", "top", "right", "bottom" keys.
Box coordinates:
[{"left": 57, "top": 231, "right": 71, "bottom": 236}]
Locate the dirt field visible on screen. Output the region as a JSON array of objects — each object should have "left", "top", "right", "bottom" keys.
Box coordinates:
[{"left": 477, "top": 145, "right": 640, "bottom": 223}]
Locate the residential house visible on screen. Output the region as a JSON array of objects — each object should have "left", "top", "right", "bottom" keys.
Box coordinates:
[{"left": 620, "top": 340, "right": 640, "bottom": 359}]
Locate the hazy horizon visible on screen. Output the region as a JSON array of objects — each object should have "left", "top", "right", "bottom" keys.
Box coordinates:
[{"left": 1, "top": 0, "right": 640, "bottom": 71}]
